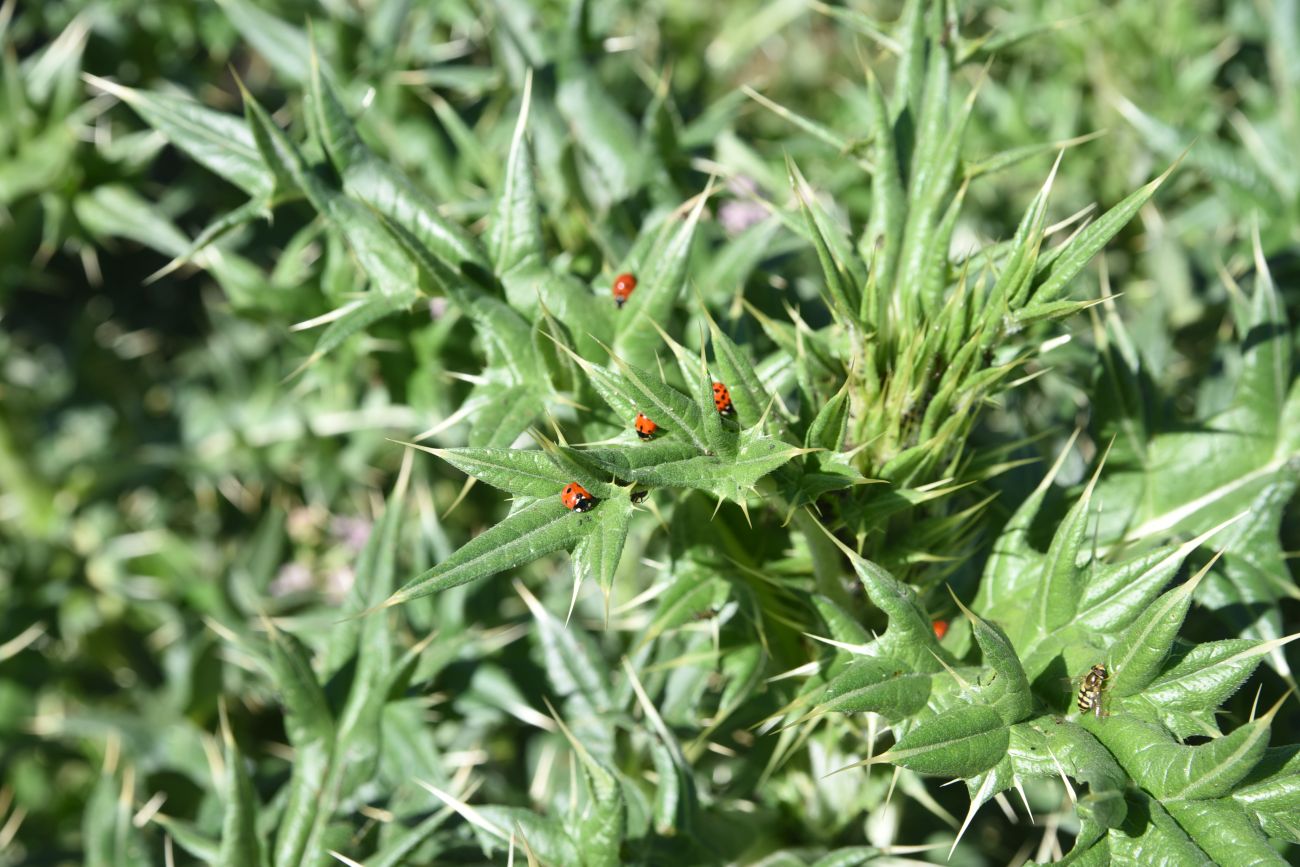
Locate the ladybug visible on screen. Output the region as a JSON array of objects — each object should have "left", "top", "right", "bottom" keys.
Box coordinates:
[
  {"left": 612, "top": 272, "right": 637, "bottom": 308},
  {"left": 712, "top": 381, "right": 734, "bottom": 416},
  {"left": 634, "top": 412, "right": 659, "bottom": 440},
  {"left": 561, "top": 482, "right": 597, "bottom": 513},
  {"left": 932, "top": 619, "right": 949, "bottom": 640}
]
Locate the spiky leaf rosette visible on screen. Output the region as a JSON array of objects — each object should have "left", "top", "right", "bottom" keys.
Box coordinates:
[{"left": 799, "top": 450, "right": 1298, "bottom": 863}]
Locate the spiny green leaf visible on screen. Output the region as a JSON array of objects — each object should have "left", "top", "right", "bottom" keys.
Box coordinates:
[
  {"left": 707, "top": 320, "right": 775, "bottom": 432},
  {"left": 1033, "top": 463, "right": 1098, "bottom": 635},
  {"left": 466, "top": 385, "right": 543, "bottom": 449},
  {"left": 1136, "top": 637, "right": 1295, "bottom": 716},
  {"left": 960, "top": 598, "right": 1032, "bottom": 724},
  {"left": 389, "top": 498, "right": 591, "bottom": 604},
  {"left": 594, "top": 430, "right": 799, "bottom": 501},
  {"left": 1163, "top": 798, "right": 1288, "bottom": 866},
  {"left": 408, "top": 444, "right": 574, "bottom": 499},
  {"left": 614, "top": 189, "right": 709, "bottom": 366},
  {"left": 218, "top": 721, "right": 262, "bottom": 867},
  {"left": 216, "top": 0, "right": 312, "bottom": 84},
  {"left": 1031, "top": 160, "right": 1177, "bottom": 304},
  {"left": 518, "top": 583, "right": 612, "bottom": 713},
  {"left": 487, "top": 75, "right": 544, "bottom": 277},
  {"left": 86, "top": 75, "right": 273, "bottom": 198},
  {"left": 1232, "top": 745, "right": 1300, "bottom": 823},
  {"left": 1109, "top": 560, "right": 1212, "bottom": 698},
  {"left": 84, "top": 766, "right": 146, "bottom": 867},
  {"left": 879, "top": 703, "right": 1008, "bottom": 778},
  {"left": 308, "top": 52, "right": 489, "bottom": 276},
  {"left": 848, "top": 553, "right": 952, "bottom": 673},
  {"left": 265, "top": 625, "right": 333, "bottom": 748},
  {"left": 1090, "top": 712, "right": 1273, "bottom": 801},
  {"left": 571, "top": 495, "right": 634, "bottom": 595},
  {"left": 817, "top": 656, "right": 931, "bottom": 720}
]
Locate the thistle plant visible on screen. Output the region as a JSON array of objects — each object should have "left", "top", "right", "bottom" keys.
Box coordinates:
[{"left": 3, "top": 0, "right": 1298, "bottom": 865}]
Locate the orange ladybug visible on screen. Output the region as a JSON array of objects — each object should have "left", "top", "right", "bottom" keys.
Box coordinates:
[
  {"left": 561, "top": 482, "right": 597, "bottom": 513},
  {"left": 932, "top": 619, "right": 949, "bottom": 640},
  {"left": 634, "top": 412, "right": 659, "bottom": 440},
  {"left": 712, "top": 381, "right": 734, "bottom": 416},
  {"left": 612, "top": 273, "right": 637, "bottom": 308}
]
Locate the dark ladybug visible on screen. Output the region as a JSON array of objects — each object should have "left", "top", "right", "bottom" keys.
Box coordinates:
[
  {"left": 561, "top": 482, "right": 597, "bottom": 513},
  {"left": 634, "top": 412, "right": 659, "bottom": 440},
  {"left": 612, "top": 273, "right": 637, "bottom": 308},
  {"left": 712, "top": 381, "right": 734, "bottom": 416}
]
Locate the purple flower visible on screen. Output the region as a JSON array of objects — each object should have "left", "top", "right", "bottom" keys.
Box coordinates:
[
  {"left": 325, "top": 567, "right": 356, "bottom": 602},
  {"left": 269, "top": 562, "right": 313, "bottom": 597},
  {"left": 331, "top": 516, "right": 373, "bottom": 553}
]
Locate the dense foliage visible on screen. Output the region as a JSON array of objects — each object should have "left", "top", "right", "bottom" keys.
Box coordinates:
[{"left": 1, "top": 0, "right": 1297, "bottom": 864}]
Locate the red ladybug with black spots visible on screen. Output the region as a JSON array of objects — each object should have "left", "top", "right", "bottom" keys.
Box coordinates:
[
  {"left": 561, "top": 482, "right": 597, "bottom": 513},
  {"left": 712, "top": 381, "right": 734, "bottom": 416},
  {"left": 612, "top": 273, "right": 637, "bottom": 308},
  {"left": 634, "top": 412, "right": 659, "bottom": 440}
]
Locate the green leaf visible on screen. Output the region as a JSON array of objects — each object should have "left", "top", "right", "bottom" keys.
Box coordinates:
[
  {"left": 501, "top": 264, "right": 613, "bottom": 355},
  {"left": 308, "top": 53, "right": 489, "bottom": 277},
  {"left": 467, "top": 384, "right": 543, "bottom": 448},
  {"left": 811, "top": 594, "right": 872, "bottom": 648},
  {"left": 389, "top": 498, "right": 590, "bottom": 603},
  {"left": 879, "top": 703, "right": 1008, "bottom": 778},
  {"left": 240, "top": 85, "right": 422, "bottom": 303},
  {"left": 517, "top": 583, "right": 612, "bottom": 714},
  {"left": 975, "top": 433, "right": 1076, "bottom": 614},
  {"left": 1108, "top": 565, "right": 1208, "bottom": 698},
  {"left": 311, "top": 292, "right": 419, "bottom": 359},
  {"left": 219, "top": 724, "right": 262, "bottom": 867},
  {"left": 571, "top": 749, "right": 624, "bottom": 867},
  {"left": 592, "top": 355, "right": 708, "bottom": 453},
  {"left": 472, "top": 805, "right": 582, "bottom": 866},
  {"left": 73, "top": 184, "right": 191, "bottom": 257},
  {"left": 1109, "top": 792, "right": 1214, "bottom": 864},
  {"left": 1164, "top": 798, "right": 1288, "bottom": 866},
  {"left": 1032, "top": 468, "right": 1096, "bottom": 634},
  {"left": 412, "top": 445, "right": 574, "bottom": 499},
  {"left": 1233, "top": 745, "right": 1300, "bottom": 827},
  {"left": 1077, "top": 521, "right": 1230, "bottom": 633},
  {"left": 789, "top": 158, "right": 859, "bottom": 321},
  {"left": 87, "top": 76, "right": 273, "bottom": 198},
  {"left": 848, "top": 553, "right": 952, "bottom": 673},
  {"left": 557, "top": 66, "right": 642, "bottom": 207},
  {"left": 708, "top": 321, "right": 777, "bottom": 432},
  {"left": 965, "top": 606, "right": 1032, "bottom": 724},
  {"left": 861, "top": 74, "right": 905, "bottom": 307},
  {"left": 1135, "top": 638, "right": 1292, "bottom": 716},
  {"left": 366, "top": 808, "right": 453, "bottom": 867},
  {"left": 1031, "top": 160, "right": 1176, "bottom": 304},
  {"left": 151, "top": 815, "right": 219, "bottom": 863},
  {"left": 216, "top": 0, "right": 312, "bottom": 84},
  {"left": 1090, "top": 713, "right": 1272, "bottom": 801},
  {"left": 83, "top": 767, "right": 146, "bottom": 867},
  {"left": 487, "top": 78, "right": 544, "bottom": 276},
  {"left": 816, "top": 656, "right": 931, "bottom": 720},
  {"left": 614, "top": 190, "right": 708, "bottom": 367},
  {"left": 643, "top": 570, "right": 730, "bottom": 645},
  {"left": 265, "top": 626, "right": 333, "bottom": 749},
  {"left": 597, "top": 429, "right": 799, "bottom": 501},
  {"left": 571, "top": 495, "right": 633, "bottom": 595}
]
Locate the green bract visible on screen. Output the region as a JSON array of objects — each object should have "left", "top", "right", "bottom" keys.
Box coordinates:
[{"left": 3, "top": 0, "right": 1297, "bottom": 865}]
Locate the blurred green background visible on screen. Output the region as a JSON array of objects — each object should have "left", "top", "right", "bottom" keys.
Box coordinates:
[{"left": 1, "top": 0, "right": 1297, "bottom": 864}]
